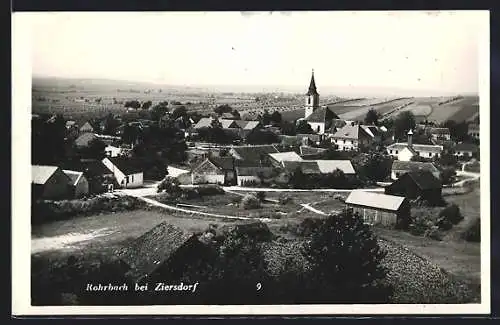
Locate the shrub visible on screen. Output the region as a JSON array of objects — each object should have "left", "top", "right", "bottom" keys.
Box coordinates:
[
  {"left": 408, "top": 211, "right": 435, "bottom": 236},
  {"left": 435, "top": 216, "right": 453, "bottom": 231},
  {"left": 461, "top": 218, "right": 480, "bottom": 242},
  {"left": 196, "top": 184, "right": 225, "bottom": 196},
  {"left": 157, "top": 176, "right": 181, "bottom": 195},
  {"left": 295, "top": 218, "right": 324, "bottom": 237},
  {"left": 439, "top": 204, "right": 463, "bottom": 225},
  {"left": 278, "top": 195, "right": 293, "bottom": 205},
  {"left": 240, "top": 194, "right": 261, "bottom": 210},
  {"left": 256, "top": 192, "right": 266, "bottom": 202},
  {"left": 302, "top": 210, "right": 392, "bottom": 303},
  {"left": 424, "top": 226, "right": 443, "bottom": 241}
]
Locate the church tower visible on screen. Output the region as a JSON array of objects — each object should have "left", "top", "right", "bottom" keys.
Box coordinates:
[{"left": 304, "top": 69, "right": 320, "bottom": 119}]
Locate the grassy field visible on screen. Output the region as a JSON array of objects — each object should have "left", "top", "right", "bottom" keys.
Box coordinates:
[{"left": 426, "top": 96, "right": 479, "bottom": 123}]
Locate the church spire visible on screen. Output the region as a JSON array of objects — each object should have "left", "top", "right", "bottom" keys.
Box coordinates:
[{"left": 306, "top": 69, "right": 319, "bottom": 96}]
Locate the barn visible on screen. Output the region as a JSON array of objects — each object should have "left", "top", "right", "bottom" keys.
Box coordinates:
[
  {"left": 345, "top": 191, "right": 411, "bottom": 228},
  {"left": 191, "top": 156, "right": 236, "bottom": 185},
  {"left": 385, "top": 171, "right": 443, "bottom": 205},
  {"left": 32, "top": 165, "right": 72, "bottom": 200}
]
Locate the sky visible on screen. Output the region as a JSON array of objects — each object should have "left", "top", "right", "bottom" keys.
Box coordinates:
[{"left": 22, "top": 11, "right": 487, "bottom": 96}]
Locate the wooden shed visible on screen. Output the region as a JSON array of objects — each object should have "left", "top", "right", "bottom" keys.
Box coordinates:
[{"left": 345, "top": 191, "right": 411, "bottom": 229}]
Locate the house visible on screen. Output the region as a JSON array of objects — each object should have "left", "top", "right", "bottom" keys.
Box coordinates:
[
  {"left": 428, "top": 127, "right": 451, "bottom": 141},
  {"left": 279, "top": 135, "right": 302, "bottom": 148},
  {"left": 391, "top": 160, "right": 441, "bottom": 180},
  {"left": 32, "top": 165, "right": 72, "bottom": 200},
  {"left": 361, "top": 125, "right": 382, "bottom": 143},
  {"left": 220, "top": 119, "right": 240, "bottom": 129},
  {"left": 105, "top": 145, "right": 122, "bottom": 157},
  {"left": 74, "top": 133, "right": 101, "bottom": 148},
  {"left": 385, "top": 171, "right": 443, "bottom": 205},
  {"left": 330, "top": 124, "right": 373, "bottom": 151},
  {"left": 302, "top": 70, "right": 340, "bottom": 134},
  {"left": 62, "top": 170, "right": 89, "bottom": 198},
  {"left": 296, "top": 133, "right": 323, "bottom": 146},
  {"left": 344, "top": 191, "right": 411, "bottom": 228},
  {"left": 467, "top": 123, "right": 479, "bottom": 139},
  {"left": 268, "top": 151, "right": 303, "bottom": 167},
  {"left": 116, "top": 222, "right": 209, "bottom": 283},
  {"left": 386, "top": 130, "right": 443, "bottom": 161},
  {"left": 191, "top": 156, "right": 236, "bottom": 185},
  {"left": 454, "top": 143, "right": 479, "bottom": 159},
  {"left": 102, "top": 157, "right": 144, "bottom": 188}
]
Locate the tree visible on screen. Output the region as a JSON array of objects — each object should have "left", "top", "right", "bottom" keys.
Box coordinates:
[
  {"left": 78, "top": 138, "right": 106, "bottom": 160},
  {"left": 150, "top": 102, "right": 169, "bottom": 121},
  {"left": 394, "top": 111, "right": 416, "bottom": 141},
  {"left": 157, "top": 176, "right": 181, "bottom": 196},
  {"left": 439, "top": 167, "right": 457, "bottom": 185},
  {"left": 290, "top": 166, "right": 307, "bottom": 189},
  {"left": 245, "top": 129, "right": 279, "bottom": 145},
  {"left": 270, "top": 111, "right": 282, "bottom": 125},
  {"left": 302, "top": 210, "right": 392, "bottom": 303},
  {"left": 296, "top": 120, "right": 314, "bottom": 134},
  {"left": 32, "top": 114, "right": 67, "bottom": 165},
  {"left": 364, "top": 108, "right": 379, "bottom": 125},
  {"left": 280, "top": 121, "right": 297, "bottom": 136},
  {"left": 102, "top": 113, "right": 121, "bottom": 136},
  {"left": 124, "top": 100, "right": 141, "bottom": 109},
  {"left": 214, "top": 104, "right": 233, "bottom": 115},
  {"left": 441, "top": 120, "right": 469, "bottom": 142},
  {"left": 141, "top": 100, "right": 152, "bottom": 110},
  {"left": 122, "top": 124, "right": 141, "bottom": 145},
  {"left": 231, "top": 109, "right": 241, "bottom": 119},
  {"left": 258, "top": 109, "right": 271, "bottom": 126},
  {"left": 171, "top": 106, "right": 188, "bottom": 120}
]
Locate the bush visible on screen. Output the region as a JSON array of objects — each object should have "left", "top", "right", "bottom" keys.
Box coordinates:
[
  {"left": 278, "top": 195, "right": 293, "bottom": 205},
  {"left": 240, "top": 194, "right": 261, "bottom": 210},
  {"left": 424, "top": 226, "right": 443, "bottom": 241},
  {"left": 435, "top": 216, "right": 453, "bottom": 231},
  {"left": 256, "top": 192, "right": 266, "bottom": 202},
  {"left": 439, "top": 204, "right": 463, "bottom": 225},
  {"left": 196, "top": 184, "right": 225, "bottom": 196},
  {"left": 295, "top": 218, "right": 324, "bottom": 237},
  {"left": 461, "top": 218, "right": 480, "bottom": 242},
  {"left": 408, "top": 211, "right": 435, "bottom": 236},
  {"left": 157, "top": 176, "right": 181, "bottom": 194}
]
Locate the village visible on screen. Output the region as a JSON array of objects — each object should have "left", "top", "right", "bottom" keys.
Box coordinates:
[{"left": 30, "top": 70, "right": 481, "bottom": 305}]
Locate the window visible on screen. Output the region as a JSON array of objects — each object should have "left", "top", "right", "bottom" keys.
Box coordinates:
[
  {"left": 429, "top": 152, "right": 432, "bottom": 157},
  {"left": 395, "top": 150, "right": 399, "bottom": 154},
  {"left": 131, "top": 175, "right": 134, "bottom": 182},
  {"left": 317, "top": 125, "right": 320, "bottom": 132},
  {"left": 308, "top": 97, "right": 311, "bottom": 104},
  {"left": 389, "top": 150, "right": 393, "bottom": 154}
]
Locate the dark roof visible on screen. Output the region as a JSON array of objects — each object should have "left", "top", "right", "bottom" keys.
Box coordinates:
[
  {"left": 230, "top": 145, "right": 279, "bottom": 162},
  {"left": 306, "top": 71, "right": 319, "bottom": 96},
  {"left": 209, "top": 156, "right": 234, "bottom": 171},
  {"left": 106, "top": 157, "right": 144, "bottom": 175},
  {"left": 406, "top": 171, "right": 442, "bottom": 190},
  {"left": 305, "top": 106, "right": 339, "bottom": 123},
  {"left": 455, "top": 142, "right": 479, "bottom": 152},
  {"left": 282, "top": 161, "right": 321, "bottom": 174},
  {"left": 116, "top": 222, "right": 196, "bottom": 282},
  {"left": 392, "top": 161, "right": 439, "bottom": 173},
  {"left": 299, "top": 146, "right": 327, "bottom": 156}
]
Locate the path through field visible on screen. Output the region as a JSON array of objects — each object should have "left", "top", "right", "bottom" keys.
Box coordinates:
[{"left": 31, "top": 228, "right": 115, "bottom": 254}]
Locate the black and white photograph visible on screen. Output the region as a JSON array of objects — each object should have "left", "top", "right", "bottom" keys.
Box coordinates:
[{"left": 12, "top": 10, "right": 489, "bottom": 315}]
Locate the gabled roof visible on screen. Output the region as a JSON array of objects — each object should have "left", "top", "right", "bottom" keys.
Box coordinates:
[
  {"left": 305, "top": 106, "right": 339, "bottom": 123},
  {"left": 392, "top": 161, "right": 439, "bottom": 173},
  {"left": 220, "top": 119, "right": 239, "bottom": 129},
  {"left": 62, "top": 170, "right": 84, "bottom": 186},
  {"left": 387, "top": 142, "right": 443, "bottom": 154},
  {"left": 193, "top": 117, "right": 214, "bottom": 129},
  {"left": 62, "top": 160, "right": 113, "bottom": 177},
  {"left": 361, "top": 125, "right": 381, "bottom": 138},
  {"left": 268, "top": 151, "right": 303, "bottom": 163},
  {"left": 65, "top": 120, "right": 77, "bottom": 128},
  {"left": 243, "top": 121, "right": 261, "bottom": 130},
  {"left": 167, "top": 166, "right": 190, "bottom": 177},
  {"left": 406, "top": 171, "right": 442, "bottom": 190},
  {"left": 282, "top": 161, "right": 321, "bottom": 174},
  {"left": 32, "top": 165, "right": 60, "bottom": 185},
  {"left": 331, "top": 124, "right": 371, "bottom": 140},
  {"left": 209, "top": 156, "right": 235, "bottom": 171},
  {"left": 116, "top": 222, "right": 197, "bottom": 282},
  {"left": 345, "top": 191, "right": 406, "bottom": 212},
  {"left": 105, "top": 157, "right": 144, "bottom": 175},
  {"left": 455, "top": 142, "right": 479, "bottom": 152},
  {"left": 314, "top": 160, "right": 356, "bottom": 174},
  {"left": 229, "top": 145, "right": 279, "bottom": 162}
]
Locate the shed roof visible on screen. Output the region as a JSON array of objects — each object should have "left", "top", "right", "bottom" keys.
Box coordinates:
[
  {"left": 116, "top": 222, "right": 196, "bottom": 282},
  {"left": 345, "top": 191, "right": 406, "bottom": 212},
  {"left": 406, "top": 171, "right": 442, "bottom": 190}
]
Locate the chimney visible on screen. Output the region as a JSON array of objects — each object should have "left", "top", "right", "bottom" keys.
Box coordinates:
[{"left": 407, "top": 129, "right": 413, "bottom": 147}]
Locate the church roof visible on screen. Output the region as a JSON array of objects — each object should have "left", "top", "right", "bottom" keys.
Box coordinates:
[
  {"left": 306, "top": 70, "right": 319, "bottom": 96},
  {"left": 305, "top": 106, "right": 339, "bottom": 123}
]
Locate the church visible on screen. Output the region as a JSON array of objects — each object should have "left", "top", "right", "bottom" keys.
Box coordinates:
[{"left": 302, "top": 70, "right": 340, "bottom": 134}]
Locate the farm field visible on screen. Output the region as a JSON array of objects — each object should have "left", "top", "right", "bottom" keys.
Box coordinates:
[{"left": 426, "top": 96, "right": 479, "bottom": 123}]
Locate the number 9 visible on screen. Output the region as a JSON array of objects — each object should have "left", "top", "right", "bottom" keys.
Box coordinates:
[{"left": 256, "top": 283, "right": 262, "bottom": 291}]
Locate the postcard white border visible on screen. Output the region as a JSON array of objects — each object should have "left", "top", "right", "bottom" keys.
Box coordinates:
[{"left": 12, "top": 11, "right": 491, "bottom": 316}]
